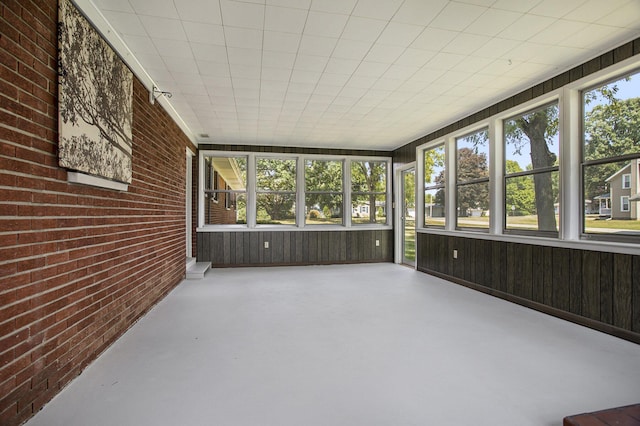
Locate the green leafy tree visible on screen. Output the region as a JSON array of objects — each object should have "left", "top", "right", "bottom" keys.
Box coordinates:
[
  {"left": 256, "top": 159, "right": 296, "bottom": 222},
  {"left": 505, "top": 160, "right": 536, "bottom": 215},
  {"left": 352, "top": 161, "right": 386, "bottom": 223},
  {"left": 456, "top": 148, "right": 489, "bottom": 216},
  {"left": 504, "top": 105, "right": 558, "bottom": 231},
  {"left": 305, "top": 160, "right": 343, "bottom": 217}
]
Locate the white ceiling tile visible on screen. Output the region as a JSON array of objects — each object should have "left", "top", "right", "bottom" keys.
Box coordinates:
[
  {"left": 229, "top": 63, "right": 262, "bottom": 79},
  {"left": 392, "top": 0, "right": 448, "bottom": 26},
  {"left": 325, "top": 57, "right": 360, "bottom": 75},
  {"left": 134, "top": 52, "right": 165, "bottom": 68},
  {"left": 263, "top": 31, "right": 302, "bottom": 53},
  {"left": 354, "top": 61, "right": 390, "bottom": 78},
  {"left": 599, "top": 2, "right": 640, "bottom": 29},
  {"left": 352, "top": 0, "right": 404, "bottom": 20},
  {"left": 220, "top": 0, "right": 264, "bottom": 29},
  {"left": 288, "top": 81, "right": 315, "bottom": 93},
  {"left": 332, "top": 39, "right": 372, "bottom": 60},
  {"left": 424, "top": 52, "right": 466, "bottom": 70},
  {"left": 298, "top": 35, "right": 338, "bottom": 57},
  {"left": 197, "top": 60, "right": 231, "bottom": 77},
  {"left": 319, "top": 73, "right": 350, "bottom": 86},
  {"left": 529, "top": 45, "right": 587, "bottom": 66},
  {"left": 364, "top": 43, "right": 404, "bottom": 64},
  {"left": 122, "top": 34, "right": 157, "bottom": 55},
  {"left": 184, "top": 22, "right": 225, "bottom": 45},
  {"left": 262, "top": 67, "right": 292, "bottom": 81},
  {"left": 175, "top": 0, "right": 222, "bottom": 24},
  {"left": 409, "top": 67, "right": 446, "bottom": 83},
  {"left": 527, "top": 20, "right": 588, "bottom": 45},
  {"left": 154, "top": 39, "right": 193, "bottom": 58},
  {"left": 265, "top": 5, "right": 308, "bottom": 33},
  {"left": 429, "top": 2, "right": 487, "bottom": 31},
  {"left": 528, "top": 0, "right": 588, "bottom": 18},
  {"left": 93, "top": 0, "right": 133, "bottom": 13},
  {"left": 450, "top": 56, "right": 493, "bottom": 74},
  {"left": 498, "top": 14, "right": 556, "bottom": 41},
  {"left": 394, "top": 48, "right": 437, "bottom": 67},
  {"left": 129, "top": 0, "right": 179, "bottom": 19},
  {"left": 310, "top": 0, "right": 357, "bottom": 15},
  {"left": 491, "top": 0, "right": 542, "bottom": 13},
  {"left": 227, "top": 47, "right": 262, "bottom": 69},
  {"left": 294, "top": 55, "right": 330, "bottom": 71},
  {"left": 346, "top": 75, "right": 378, "bottom": 89},
  {"left": 304, "top": 11, "right": 348, "bottom": 37},
  {"left": 560, "top": 24, "right": 632, "bottom": 50},
  {"left": 376, "top": 22, "right": 424, "bottom": 47},
  {"left": 410, "top": 27, "right": 459, "bottom": 52},
  {"left": 341, "top": 16, "right": 387, "bottom": 42},
  {"left": 191, "top": 43, "right": 228, "bottom": 62},
  {"left": 562, "top": 0, "right": 627, "bottom": 23},
  {"left": 165, "top": 56, "right": 199, "bottom": 73},
  {"left": 224, "top": 27, "right": 263, "bottom": 49},
  {"left": 262, "top": 51, "right": 297, "bottom": 69},
  {"left": 103, "top": 11, "right": 147, "bottom": 36},
  {"left": 140, "top": 15, "right": 187, "bottom": 39},
  {"left": 442, "top": 33, "right": 491, "bottom": 55},
  {"left": 473, "top": 38, "right": 522, "bottom": 59},
  {"left": 267, "top": 0, "right": 310, "bottom": 8},
  {"left": 382, "top": 64, "right": 418, "bottom": 80},
  {"left": 465, "top": 8, "right": 522, "bottom": 37},
  {"left": 232, "top": 78, "right": 260, "bottom": 90}
]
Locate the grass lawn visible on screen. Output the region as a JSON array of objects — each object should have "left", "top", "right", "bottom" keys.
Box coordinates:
[{"left": 404, "top": 219, "right": 416, "bottom": 262}]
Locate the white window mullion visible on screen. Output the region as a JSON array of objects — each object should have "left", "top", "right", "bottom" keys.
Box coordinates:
[
  {"left": 560, "top": 86, "right": 581, "bottom": 241},
  {"left": 344, "top": 159, "right": 352, "bottom": 227},
  {"left": 489, "top": 119, "right": 503, "bottom": 234},
  {"left": 444, "top": 136, "right": 456, "bottom": 231},
  {"left": 297, "top": 156, "right": 305, "bottom": 228},
  {"left": 246, "top": 154, "right": 257, "bottom": 228}
]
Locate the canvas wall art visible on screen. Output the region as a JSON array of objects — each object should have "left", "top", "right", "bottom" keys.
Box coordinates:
[{"left": 58, "top": 0, "right": 133, "bottom": 184}]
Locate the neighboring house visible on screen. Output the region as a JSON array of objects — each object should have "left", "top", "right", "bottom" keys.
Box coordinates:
[
  {"left": 205, "top": 157, "right": 244, "bottom": 224},
  {"left": 605, "top": 159, "right": 639, "bottom": 220},
  {"left": 353, "top": 200, "right": 387, "bottom": 218}
]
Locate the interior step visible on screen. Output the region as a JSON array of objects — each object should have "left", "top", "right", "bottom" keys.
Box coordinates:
[{"left": 186, "top": 260, "right": 211, "bottom": 280}]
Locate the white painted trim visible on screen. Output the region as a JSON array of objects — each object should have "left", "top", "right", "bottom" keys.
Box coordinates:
[
  {"left": 67, "top": 172, "right": 128, "bottom": 191},
  {"left": 394, "top": 162, "right": 416, "bottom": 266},
  {"left": 186, "top": 148, "right": 194, "bottom": 259}
]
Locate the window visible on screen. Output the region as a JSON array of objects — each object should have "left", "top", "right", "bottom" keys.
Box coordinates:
[
  {"left": 456, "top": 128, "right": 489, "bottom": 230},
  {"left": 424, "top": 144, "right": 445, "bottom": 227},
  {"left": 203, "top": 155, "right": 247, "bottom": 225},
  {"left": 504, "top": 102, "right": 559, "bottom": 234},
  {"left": 582, "top": 71, "right": 640, "bottom": 237},
  {"left": 622, "top": 174, "right": 631, "bottom": 189},
  {"left": 621, "top": 196, "right": 630, "bottom": 212},
  {"left": 305, "top": 160, "right": 343, "bottom": 225},
  {"left": 351, "top": 160, "right": 388, "bottom": 225},
  {"left": 256, "top": 157, "right": 297, "bottom": 225}
]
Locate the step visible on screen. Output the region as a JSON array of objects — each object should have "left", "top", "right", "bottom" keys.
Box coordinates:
[
  {"left": 186, "top": 257, "right": 196, "bottom": 269},
  {"left": 186, "top": 261, "right": 211, "bottom": 280}
]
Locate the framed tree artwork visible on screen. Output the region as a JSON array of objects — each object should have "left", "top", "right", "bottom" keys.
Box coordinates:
[{"left": 58, "top": 0, "right": 133, "bottom": 188}]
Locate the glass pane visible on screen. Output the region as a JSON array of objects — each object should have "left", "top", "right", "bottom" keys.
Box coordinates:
[
  {"left": 584, "top": 161, "right": 640, "bottom": 235},
  {"left": 457, "top": 129, "right": 489, "bottom": 182},
  {"left": 205, "top": 192, "right": 246, "bottom": 225},
  {"left": 256, "top": 193, "right": 296, "bottom": 225},
  {"left": 305, "top": 194, "right": 343, "bottom": 225},
  {"left": 456, "top": 181, "right": 489, "bottom": 229},
  {"left": 204, "top": 156, "right": 247, "bottom": 191},
  {"left": 351, "top": 161, "right": 387, "bottom": 192},
  {"left": 424, "top": 187, "right": 445, "bottom": 227},
  {"left": 505, "top": 171, "right": 559, "bottom": 232},
  {"left": 305, "top": 160, "right": 342, "bottom": 191},
  {"left": 352, "top": 194, "right": 387, "bottom": 225},
  {"left": 256, "top": 158, "right": 296, "bottom": 191},
  {"left": 505, "top": 103, "right": 559, "bottom": 174},
  {"left": 583, "top": 71, "right": 640, "bottom": 162},
  {"left": 424, "top": 144, "right": 445, "bottom": 186}
]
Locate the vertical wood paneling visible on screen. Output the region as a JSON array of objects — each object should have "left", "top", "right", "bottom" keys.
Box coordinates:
[
  {"left": 521, "top": 244, "right": 533, "bottom": 300},
  {"left": 569, "top": 249, "right": 582, "bottom": 315},
  {"left": 600, "top": 252, "right": 614, "bottom": 325},
  {"left": 542, "top": 246, "right": 554, "bottom": 306},
  {"left": 634, "top": 256, "right": 640, "bottom": 333},
  {"left": 581, "top": 250, "right": 600, "bottom": 320},
  {"left": 506, "top": 243, "right": 515, "bottom": 295},
  {"left": 613, "top": 254, "right": 633, "bottom": 330},
  {"left": 531, "top": 245, "right": 544, "bottom": 303}
]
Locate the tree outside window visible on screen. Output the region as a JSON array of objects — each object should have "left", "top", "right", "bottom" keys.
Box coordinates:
[
  {"left": 456, "top": 129, "right": 489, "bottom": 230},
  {"left": 305, "top": 160, "right": 343, "bottom": 225},
  {"left": 583, "top": 71, "right": 640, "bottom": 236},
  {"left": 351, "top": 161, "right": 387, "bottom": 225},
  {"left": 256, "top": 158, "right": 297, "bottom": 225},
  {"left": 504, "top": 102, "right": 559, "bottom": 234},
  {"left": 424, "top": 144, "right": 445, "bottom": 227}
]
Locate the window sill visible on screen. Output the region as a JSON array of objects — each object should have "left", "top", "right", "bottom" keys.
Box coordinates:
[{"left": 197, "top": 224, "right": 392, "bottom": 232}]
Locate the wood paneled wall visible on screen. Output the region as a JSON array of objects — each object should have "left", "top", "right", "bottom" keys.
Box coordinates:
[
  {"left": 198, "top": 229, "right": 393, "bottom": 267},
  {"left": 417, "top": 233, "right": 640, "bottom": 343}
]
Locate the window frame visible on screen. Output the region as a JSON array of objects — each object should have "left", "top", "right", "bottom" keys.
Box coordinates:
[
  {"left": 455, "top": 127, "right": 490, "bottom": 232},
  {"left": 423, "top": 143, "right": 446, "bottom": 229},
  {"left": 350, "top": 159, "right": 390, "bottom": 226},
  {"left": 304, "top": 158, "right": 345, "bottom": 226},
  {"left": 622, "top": 173, "right": 631, "bottom": 189},
  {"left": 621, "top": 195, "right": 630, "bottom": 212},
  {"left": 198, "top": 151, "right": 391, "bottom": 230}
]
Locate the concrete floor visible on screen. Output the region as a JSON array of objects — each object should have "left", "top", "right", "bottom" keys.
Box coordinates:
[{"left": 26, "top": 263, "right": 640, "bottom": 426}]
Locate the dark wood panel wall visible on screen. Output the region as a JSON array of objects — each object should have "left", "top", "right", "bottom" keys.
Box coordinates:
[
  {"left": 393, "top": 37, "right": 640, "bottom": 165},
  {"left": 199, "top": 143, "right": 389, "bottom": 157},
  {"left": 198, "top": 229, "right": 393, "bottom": 267},
  {"left": 417, "top": 233, "right": 640, "bottom": 343}
]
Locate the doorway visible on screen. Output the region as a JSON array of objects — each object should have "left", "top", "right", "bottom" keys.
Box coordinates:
[{"left": 396, "top": 165, "right": 416, "bottom": 267}]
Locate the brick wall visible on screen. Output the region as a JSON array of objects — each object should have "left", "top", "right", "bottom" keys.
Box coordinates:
[{"left": 0, "top": 1, "right": 194, "bottom": 424}]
